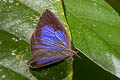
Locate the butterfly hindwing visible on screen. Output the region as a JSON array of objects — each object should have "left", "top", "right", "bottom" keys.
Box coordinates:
[{"left": 27, "top": 56, "right": 66, "bottom": 68}]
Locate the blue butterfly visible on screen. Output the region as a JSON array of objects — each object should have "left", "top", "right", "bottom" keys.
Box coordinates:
[{"left": 27, "top": 9, "right": 78, "bottom": 68}]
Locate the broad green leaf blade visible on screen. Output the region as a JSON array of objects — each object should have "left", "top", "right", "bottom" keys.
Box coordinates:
[
  {"left": 0, "top": 0, "right": 72, "bottom": 80},
  {"left": 30, "top": 60, "right": 72, "bottom": 80},
  {"left": 64, "top": 0, "right": 120, "bottom": 78},
  {"left": 105, "top": 0, "right": 120, "bottom": 15},
  {"left": 0, "top": 30, "right": 32, "bottom": 80},
  {"left": 0, "top": 66, "right": 28, "bottom": 80}
]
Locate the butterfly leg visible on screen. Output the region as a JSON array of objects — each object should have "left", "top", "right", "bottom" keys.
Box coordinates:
[{"left": 65, "top": 49, "right": 82, "bottom": 59}]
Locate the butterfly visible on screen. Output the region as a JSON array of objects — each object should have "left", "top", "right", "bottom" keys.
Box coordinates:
[{"left": 27, "top": 9, "right": 79, "bottom": 68}]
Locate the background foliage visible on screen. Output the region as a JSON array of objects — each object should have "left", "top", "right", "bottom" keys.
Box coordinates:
[{"left": 0, "top": 0, "right": 120, "bottom": 80}]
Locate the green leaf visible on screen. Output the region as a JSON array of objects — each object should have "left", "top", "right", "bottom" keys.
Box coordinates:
[
  {"left": 0, "top": 0, "right": 72, "bottom": 80},
  {"left": 105, "top": 0, "right": 120, "bottom": 15},
  {"left": 0, "top": 30, "right": 32, "bottom": 80},
  {"left": 0, "top": 66, "right": 28, "bottom": 80},
  {"left": 73, "top": 52, "right": 120, "bottom": 80},
  {"left": 64, "top": 0, "right": 120, "bottom": 78}
]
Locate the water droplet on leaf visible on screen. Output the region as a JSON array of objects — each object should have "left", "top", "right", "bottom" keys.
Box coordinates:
[{"left": 2, "top": 75, "right": 5, "bottom": 78}]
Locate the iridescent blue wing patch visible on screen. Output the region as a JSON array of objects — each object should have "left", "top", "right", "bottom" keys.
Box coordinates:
[
  {"left": 27, "top": 9, "right": 72, "bottom": 68},
  {"left": 27, "top": 56, "right": 69, "bottom": 68},
  {"left": 41, "top": 25, "right": 66, "bottom": 49},
  {"left": 36, "top": 57, "right": 62, "bottom": 65},
  {"left": 31, "top": 25, "right": 67, "bottom": 53}
]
